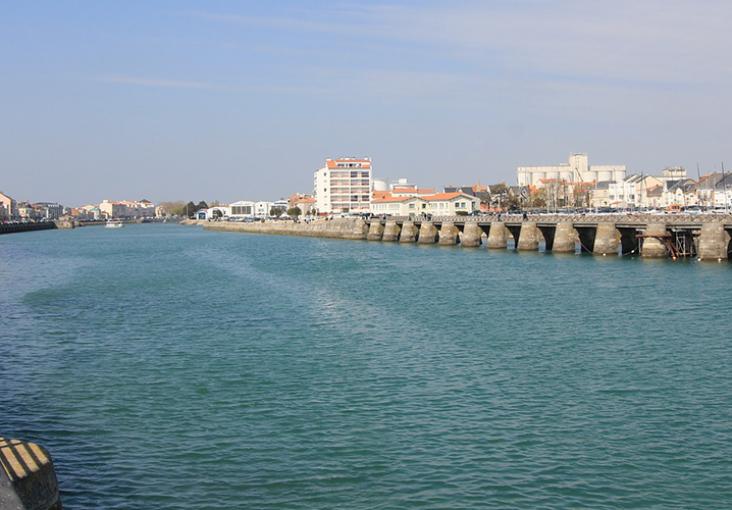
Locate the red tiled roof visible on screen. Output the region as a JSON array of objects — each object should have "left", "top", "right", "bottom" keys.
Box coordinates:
[
  {"left": 392, "top": 187, "right": 435, "bottom": 194},
  {"left": 372, "top": 196, "right": 410, "bottom": 203},
  {"left": 423, "top": 192, "right": 470, "bottom": 201}
]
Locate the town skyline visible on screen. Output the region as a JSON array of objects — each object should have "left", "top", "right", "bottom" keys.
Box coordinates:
[{"left": 3, "top": 1, "right": 732, "bottom": 205}]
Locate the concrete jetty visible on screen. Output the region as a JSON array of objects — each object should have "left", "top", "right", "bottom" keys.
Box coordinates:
[
  {"left": 187, "top": 213, "right": 732, "bottom": 262},
  {"left": 0, "top": 436, "right": 61, "bottom": 509}
]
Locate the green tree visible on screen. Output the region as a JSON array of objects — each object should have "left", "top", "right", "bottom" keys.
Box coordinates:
[
  {"left": 185, "top": 201, "right": 197, "bottom": 218},
  {"left": 270, "top": 206, "right": 285, "bottom": 217},
  {"left": 287, "top": 207, "right": 302, "bottom": 217}
]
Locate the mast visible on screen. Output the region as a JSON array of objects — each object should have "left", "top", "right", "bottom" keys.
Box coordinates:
[
  {"left": 696, "top": 162, "right": 703, "bottom": 209},
  {"left": 723, "top": 162, "right": 729, "bottom": 213}
]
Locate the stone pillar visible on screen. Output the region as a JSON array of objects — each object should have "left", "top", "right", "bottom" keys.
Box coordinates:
[
  {"left": 487, "top": 221, "right": 508, "bottom": 249},
  {"left": 399, "top": 221, "right": 418, "bottom": 243},
  {"left": 516, "top": 221, "right": 539, "bottom": 251},
  {"left": 593, "top": 223, "right": 620, "bottom": 255},
  {"left": 382, "top": 221, "right": 401, "bottom": 242},
  {"left": 438, "top": 222, "right": 459, "bottom": 245},
  {"left": 641, "top": 223, "right": 668, "bottom": 258},
  {"left": 366, "top": 221, "right": 384, "bottom": 241},
  {"left": 697, "top": 222, "right": 730, "bottom": 260},
  {"left": 461, "top": 223, "right": 483, "bottom": 247},
  {"left": 418, "top": 221, "right": 438, "bottom": 244},
  {"left": 553, "top": 222, "right": 576, "bottom": 253}
]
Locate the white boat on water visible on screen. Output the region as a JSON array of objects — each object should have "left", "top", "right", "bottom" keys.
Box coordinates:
[{"left": 105, "top": 220, "right": 124, "bottom": 229}]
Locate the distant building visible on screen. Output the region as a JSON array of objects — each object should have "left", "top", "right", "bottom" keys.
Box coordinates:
[
  {"left": 196, "top": 206, "right": 231, "bottom": 220},
  {"left": 370, "top": 191, "right": 478, "bottom": 216},
  {"left": 314, "top": 157, "right": 372, "bottom": 214},
  {"left": 100, "top": 200, "right": 128, "bottom": 218},
  {"left": 229, "top": 200, "right": 255, "bottom": 218},
  {"left": 0, "top": 191, "right": 18, "bottom": 220},
  {"left": 288, "top": 193, "right": 316, "bottom": 215},
  {"left": 518, "top": 153, "right": 626, "bottom": 188},
  {"left": 390, "top": 184, "right": 436, "bottom": 198},
  {"left": 17, "top": 202, "right": 40, "bottom": 221},
  {"left": 32, "top": 202, "right": 64, "bottom": 220},
  {"left": 255, "top": 201, "right": 274, "bottom": 217},
  {"left": 99, "top": 199, "right": 154, "bottom": 218},
  {"left": 80, "top": 204, "right": 102, "bottom": 220},
  {"left": 698, "top": 173, "right": 732, "bottom": 208}
]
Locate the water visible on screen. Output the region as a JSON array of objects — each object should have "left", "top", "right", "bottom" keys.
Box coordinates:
[{"left": 1, "top": 224, "right": 731, "bottom": 509}]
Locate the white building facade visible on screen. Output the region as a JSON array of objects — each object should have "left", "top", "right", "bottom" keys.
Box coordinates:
[
  {"left": 370, "top": 192, "right": 478, "bottom": 216},
  {"left": 229, "top": 201, "right": 255, "bottom": 218},
  {"left": 314, "top": 157, "right": 372, "bottom": 214},
  {"left": 518, "top": 153, "right": 626, "bottom": 188}
]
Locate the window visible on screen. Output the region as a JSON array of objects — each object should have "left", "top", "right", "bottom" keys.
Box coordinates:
[{"left": 409, "top": 203, "right": 415, "bottom": 209}]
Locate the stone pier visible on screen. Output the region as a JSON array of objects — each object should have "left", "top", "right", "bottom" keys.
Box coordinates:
[
  {"left": 552, "top": 222, "right": 576, "bottom": 253},
  {"left": 418, "top": 222, "right": 438, "bottom": 244},
  {"left": 367, "top": 221, "right": 384, "bottom": 241},
  {"left": 697, "top": 222, "right": 731, "bottom": 260},
  {"left": 461, "top": 223, "right": 483, "bottom": 247},
  {"left": 486, "top": 221, "right": 508, "bottom": 249},
  {"left": 516, "top": 222, "right": 539, "bottom": 251},
  {"left": 593, "top": 223, "right": 620, "bottom": 256},
  {"left": 399, "top": 221, "right": 418, "bottom": 243},
  {"left": 382, "top": 221, "right": 401, "bottom": 242},
  {"left": 641, "top": 223, "right": 668, "bottom": 258},
  {"left": 438, "top": 222, "right": 459, "bottom": 245}
]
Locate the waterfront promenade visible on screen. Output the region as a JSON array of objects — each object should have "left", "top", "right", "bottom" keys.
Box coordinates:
[{"left": 188, "top": 213, "right": 732, "bottom": 261}]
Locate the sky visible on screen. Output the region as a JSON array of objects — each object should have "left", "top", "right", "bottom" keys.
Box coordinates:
[{"left": 2, "top": 0, "right": 731, "bottom": 206}]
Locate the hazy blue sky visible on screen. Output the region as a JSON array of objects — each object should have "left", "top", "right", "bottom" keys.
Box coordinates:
[{"left": 2, "top": 0, "right": 731, "bottom": 205}]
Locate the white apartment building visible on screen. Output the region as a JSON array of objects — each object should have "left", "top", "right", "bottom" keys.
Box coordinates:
[
  {"left": 314, "top": 157, "right": 372, "bottom": 214},
  {"left": 518, "top": 153, "right": 626, "bottom": 188}
]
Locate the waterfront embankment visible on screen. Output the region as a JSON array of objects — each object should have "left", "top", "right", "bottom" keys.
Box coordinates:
[
  {"left": 0, "top": 222, "right": 57, "bottom": 235},
  {"left": 184, "top": 213, "right": 732, "bottom": 260},
  {"left": 187, "top": 218, "right": 369, "bottom": 240}
]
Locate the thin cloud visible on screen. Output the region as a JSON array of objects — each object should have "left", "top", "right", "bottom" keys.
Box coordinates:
[{"left": 96, "top": 74, "right": 220, "bottom": 90}]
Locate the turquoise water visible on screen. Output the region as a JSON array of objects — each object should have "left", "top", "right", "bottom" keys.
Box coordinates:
[{"left": 1, "top": 224, "right": 731, "bottom": 509}]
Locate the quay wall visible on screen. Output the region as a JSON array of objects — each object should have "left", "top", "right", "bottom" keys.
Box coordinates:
[
  {"left": 0, "top": 222, "right": 57, "bottom": 235},
  {"left": 200, "top": 218, "right": 369, "bottom": 240}
]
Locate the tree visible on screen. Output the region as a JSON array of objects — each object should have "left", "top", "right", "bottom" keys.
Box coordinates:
[
  {"left": 195, "top": 201, "right": 208, "bottom": 212},
  {"left": 185, "top": 201, "right": 196, "bottom": 218},
  {"left": 287, "top": 207, "right": 302, "bottom": 217},
  {"left": 270, "top": 206, "right": 286, "bottom": 217}
]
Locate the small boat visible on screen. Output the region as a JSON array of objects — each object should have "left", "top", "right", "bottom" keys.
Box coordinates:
[{"left": 105, "top": 219, "right": 124, "bottom": 229}]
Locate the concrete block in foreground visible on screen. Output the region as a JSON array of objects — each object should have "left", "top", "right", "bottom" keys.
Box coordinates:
[{"left": 0, "top": 437, "right": 61, "bottom": 510}]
